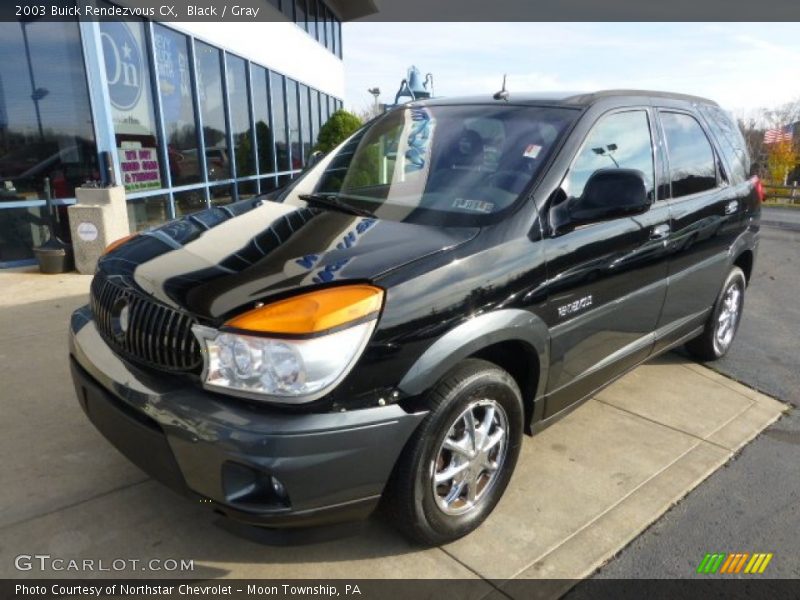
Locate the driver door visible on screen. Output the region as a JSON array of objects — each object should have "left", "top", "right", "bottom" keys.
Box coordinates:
[{"left": 542, "top": 108, "right": 671, "bottom": 417}]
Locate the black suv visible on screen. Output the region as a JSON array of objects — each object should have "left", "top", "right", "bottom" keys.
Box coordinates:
[{"left": 69, "top": 90, "right": 760, "bottom": 545}]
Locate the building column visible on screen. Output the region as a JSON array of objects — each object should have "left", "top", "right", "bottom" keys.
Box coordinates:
[{"left": 78, "top": 16, "right": 122, "bottom": 188}]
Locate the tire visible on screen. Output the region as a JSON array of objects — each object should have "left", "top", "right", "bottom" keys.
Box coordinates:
[
  {"left": 685, "top": 266, "right": 746, "bottom": 362},
  {"left": 383, "top": 358, "right": 524, "bottom": 546}
]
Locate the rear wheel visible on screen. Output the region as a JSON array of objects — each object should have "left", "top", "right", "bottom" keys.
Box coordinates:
[
  {"left": 685, "top": 266, "right": 746, "bottom": 361},
  {"left": 383, "top": 359, "right": 523, "bottom": 545}
]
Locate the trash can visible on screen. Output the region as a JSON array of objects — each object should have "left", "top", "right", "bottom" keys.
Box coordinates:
[{"left": 68, "top": 186, "right": 130, "bottom": 274}]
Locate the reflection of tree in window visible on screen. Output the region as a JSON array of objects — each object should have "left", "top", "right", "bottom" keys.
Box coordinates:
[
  {"left": 251, "top": 67, "right": 275, "bottom": 176},
  {"left": 226, "top": 54, "right": 254, "bottom": 177},
  {"left": 661, "top": 112, "right": 716, "bottom": 198},
  {"left": 195, "top": 42, "right": 229, "bottom": 181}
]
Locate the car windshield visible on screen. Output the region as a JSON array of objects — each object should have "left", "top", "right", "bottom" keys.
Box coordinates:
[{"left": 282, "top": 104, "right": 578, "bottom": 226}]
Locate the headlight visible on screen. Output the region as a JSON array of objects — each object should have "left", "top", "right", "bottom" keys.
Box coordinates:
[
  {"left": 193, "top": 285, "right": 383, "bottom": 403},
  {"left": 103, "top": 232, "right": 139, "bottom": 255}
]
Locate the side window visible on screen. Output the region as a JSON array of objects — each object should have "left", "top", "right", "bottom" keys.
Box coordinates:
[
  {"left": 698, "top": 105, "right": 750, "bottom": 184},
  {"left": 660, "top": 112, "right": 717, "bottom": 198},
  {"left": 564, "top": 110, "right": 655, "bottom": 201}
]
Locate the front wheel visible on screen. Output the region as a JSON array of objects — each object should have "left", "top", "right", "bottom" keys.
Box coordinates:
[
  {"left": 383, "top": 359, "right": 523, "bottom": 545},
  {"left": 685, "top": 266, "right": 746, "bottom": 361}
]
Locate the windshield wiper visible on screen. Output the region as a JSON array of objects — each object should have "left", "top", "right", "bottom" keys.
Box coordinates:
[{"left": 299, "top": 193, "right": 377, "bottom": 218}]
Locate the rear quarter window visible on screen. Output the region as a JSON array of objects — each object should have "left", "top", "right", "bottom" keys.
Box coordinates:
[{"left": 698, "top": 104, "right": 750, "bottom": 185}]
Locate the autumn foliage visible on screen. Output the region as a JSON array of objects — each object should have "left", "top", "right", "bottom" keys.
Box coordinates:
[{"left": 765, "top": 139, "right": 799, "bottom": 185}]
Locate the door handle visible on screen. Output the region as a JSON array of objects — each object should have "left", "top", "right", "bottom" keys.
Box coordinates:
[
  {"left": 725, "top": 200, "right": 739, "bottom": 215},
  {"left": 650, "top": 223, "right": 671, "bottom": 240}
]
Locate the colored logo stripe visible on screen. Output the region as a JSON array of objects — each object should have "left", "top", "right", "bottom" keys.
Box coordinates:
[
  {"left": 745, "top": 553, "right": 773, "bottom": 574},
  {"left": 697, "top": 553, "right": 773, "bottom": 574}
]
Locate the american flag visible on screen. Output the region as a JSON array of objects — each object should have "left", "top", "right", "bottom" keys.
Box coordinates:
[{"left": 763, "top": 124, "right": 794, "bottom": 144}]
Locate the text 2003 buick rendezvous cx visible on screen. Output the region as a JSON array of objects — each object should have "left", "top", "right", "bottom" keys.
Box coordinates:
[{"left": 70, "top": 90, "right": 760, "bottom": 545}]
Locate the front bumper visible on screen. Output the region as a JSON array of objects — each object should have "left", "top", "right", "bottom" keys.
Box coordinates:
[{"left": 69, "top": 306, "right": 425, "bottom": 527}]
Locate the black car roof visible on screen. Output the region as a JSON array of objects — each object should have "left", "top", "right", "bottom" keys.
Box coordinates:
[{"left": 412, "top": 89, "right": 719, "bottom": 108}]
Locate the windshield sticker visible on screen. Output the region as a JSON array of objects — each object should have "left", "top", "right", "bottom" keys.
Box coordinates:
[
  {"left": 405, "top": 108, "right": 434, "bottom": 173},
  {"left": 523, "top": 144, "right": 542, "bottom": 159},
  {"left": 452, "top": 198, "right": 495, "bottom": 213}
]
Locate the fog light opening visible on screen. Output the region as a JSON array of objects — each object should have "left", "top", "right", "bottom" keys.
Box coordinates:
[{"left": 222, "top": 462, "right": 291, "bottom": 509}]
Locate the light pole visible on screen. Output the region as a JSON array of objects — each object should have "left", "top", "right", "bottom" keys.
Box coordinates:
[
  {"left": 368, "top": 87, "right": 380, "bottom": 115},
  {"left": 20, "top": 19, "right": 48, "bottom": 140}
]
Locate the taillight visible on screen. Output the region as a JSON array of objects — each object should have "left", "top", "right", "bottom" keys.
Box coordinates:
[{"left": 752, "top": 176, "right": 765, "bottom": 203}]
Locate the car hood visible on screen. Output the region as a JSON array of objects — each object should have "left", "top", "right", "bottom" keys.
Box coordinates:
[{"left": 99, "top": 198, "right": 478, "bottom": 322}]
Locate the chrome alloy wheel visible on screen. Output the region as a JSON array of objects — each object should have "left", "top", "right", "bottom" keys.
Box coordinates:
[
  {"left": 714, "top": 281, "right": 742, "bottom": 354},
  {"left": 430, "top": 399, "right": 509, "bottom": 516}
]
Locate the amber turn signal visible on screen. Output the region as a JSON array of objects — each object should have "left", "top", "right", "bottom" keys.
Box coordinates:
[
  {"left": 103, "top": 233, "right": 139, "bottom": 255},
  {"left": 225, "top": 285, "right": 384, "bottom": 335}
]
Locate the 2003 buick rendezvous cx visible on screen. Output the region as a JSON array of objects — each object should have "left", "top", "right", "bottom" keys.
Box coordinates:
[{"left": 70, "top": 90, "right": 760, "bottom": 545}]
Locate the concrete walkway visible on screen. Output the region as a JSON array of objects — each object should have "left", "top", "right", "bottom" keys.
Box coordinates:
[{"left": 0, "top": 268, "right": 787, "bottom": 594}]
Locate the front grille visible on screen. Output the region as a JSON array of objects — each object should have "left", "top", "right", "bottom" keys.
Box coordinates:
[{"left": 90, "top": 274, "right": 203, "bottom": 372}]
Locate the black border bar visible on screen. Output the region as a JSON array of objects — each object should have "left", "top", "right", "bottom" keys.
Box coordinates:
[{"left": 3, "top": 0, "right": 800, "bottom": 22}]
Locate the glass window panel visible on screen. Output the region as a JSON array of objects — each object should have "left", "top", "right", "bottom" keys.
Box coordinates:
[
  {"left": 0, "top": 20, "right": 98, "bottom": 201},
  {"left": 252, "top": 67, "right": 275, "bottom": 175},
  {"left": 336, "top": 20, "right": 342, "bottom": 58},
  {"left": 295, "top": 0, "right": 307, "bottom": 31},
  {"left": 270, "top": 72, "right": 289, "bottom": 172},
  {"left": 260, "top": 176, "right": 278, "bottom": 194},
  {"left": 310, "top": 89, "right": 320, "bottom": 151},
  {"left": 153, "top": 25, "right": 201, "bottom": 186},
  {"left": 0, "top": 204, "right": 71, "bottom": 263},
  {"left": 174, "top": 188, "right": 207, "bottom": 217},
  {"left": 127, "top": 194, "right": 170, "bottom": 232},
  {"left": 565, "top": 110, "right": 655, "bottom": 201},
  {"left": 661, "top": 112, "right": 717, "bottom": 198},
  {"left": 285, "top": 79, "right": 302, "bottom": 170},
  {"left": 278, "top": 174, "right": 293, "bottom": 187},
  {"left": 698, "top": 104, "right": 750, "bottom": 185},
  {"left": 100, "top": 20, "right": 163, "bottom": 193},
  {"left": 320, "top": 94, "right": 328, "bottom": 123},
  {"left": 330, "top": 11, "right": 337, "bottom": 55},
  {"left": 281, "top": 0, "right": 294, "bottom": 21},
  {"left": 210, "top": 182, "right": 235, "bottom": 206},
  {"left": 236, "top": 179, "right": 258, "bottom": 198},
  {"left": 195, "top": 42, "right": 230, "bottom": 181},
  {"left": 327, "top": 95, "right": 335, "bottom": 119},
  {"left": 324, "top": 8, "right": 333, "bottom": 51},
  {"left": 298, "top": 84, "right": 311, "bottom": 161},
  {"left": 226, "top": 54, "right": 255, "bottom": 177},
  {"left": 307, "top": 0, "right": 318, "bottom": 40}
]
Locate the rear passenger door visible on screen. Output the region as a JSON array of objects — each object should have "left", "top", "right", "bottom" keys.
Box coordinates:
[
  {"left": 653, "top": 109, "right": 745, "bottom": 350},
  {"left": 543, "top": 108, "right": 671, "bottom": 417}
]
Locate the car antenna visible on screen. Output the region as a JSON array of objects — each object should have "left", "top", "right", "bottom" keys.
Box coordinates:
[{"left": 493, "top": 74, "right": 510, "bottom": 101}]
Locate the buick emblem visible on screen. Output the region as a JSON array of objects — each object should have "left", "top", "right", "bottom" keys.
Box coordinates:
[
  {"left": 111, "top": 298, "right": 131, "bottom": 339},
  {"left": 119, "top": 304, "right": 130, "bottom": 333}
]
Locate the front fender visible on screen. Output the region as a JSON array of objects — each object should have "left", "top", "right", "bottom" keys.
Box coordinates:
[{"left": 397, "top": 308, "right": 549, "bottom": 404}]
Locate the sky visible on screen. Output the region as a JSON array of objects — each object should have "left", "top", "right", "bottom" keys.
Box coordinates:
[{"left": 342, "top": 22, "right": 800, "bottom": 120}]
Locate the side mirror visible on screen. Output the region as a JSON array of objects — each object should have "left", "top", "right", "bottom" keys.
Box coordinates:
[
  {"left": 305, "top": 150, "right": 326, "bottom": 170},
  {"left": 568, "top": 168, "right": 650, "bottom": 225}
]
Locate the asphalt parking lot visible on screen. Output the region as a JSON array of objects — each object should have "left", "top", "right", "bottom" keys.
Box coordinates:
[
  {"left": 0, "top": 221, "right": 790, "bottom": 596},
  {"left": 573, "top": 208, "right": 800, "bottom": 583}
]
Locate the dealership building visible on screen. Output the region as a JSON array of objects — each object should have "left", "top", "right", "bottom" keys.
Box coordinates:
[{"left": 0, "top": 1, "right": 376, "bottom": 267}]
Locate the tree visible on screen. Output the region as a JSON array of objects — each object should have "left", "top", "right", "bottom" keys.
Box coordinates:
[
  {"left": 765, "top": 139, "right": 800, "bottom": 185},
  {"left": 314, "top": 110, "right": 362, "bottom": 153}
]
